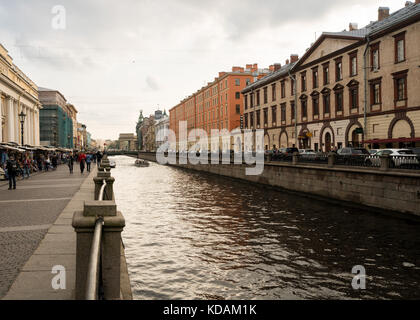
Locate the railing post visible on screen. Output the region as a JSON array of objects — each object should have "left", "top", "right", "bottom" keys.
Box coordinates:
[
  {"left": 292, "top": 152, "right": 299, "bottom": 165},
  {"left": 380, "top": 154, "right": 391, "bottom": 171},
  {"left": 72, "top": 200, "right": 125, "bottom": 300},
  {"left": 328, "top": 152, "right": 336, "bottom": 168}
]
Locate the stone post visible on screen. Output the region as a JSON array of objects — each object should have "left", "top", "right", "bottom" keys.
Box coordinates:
[
  {"left": 292, "top": 152, "right": 299, "bottom": 165},
  {"left": 328, "top": 152, "right": 336, "bottom": 168},
  {"left": 73, "top": 200, "right": 125, "bottom": 300},
  {"left": 380, "top": 154, "right": 391, "bottom": 171},
  {"left": 93, "top": 175, "right": 115, "bottom": 201}
]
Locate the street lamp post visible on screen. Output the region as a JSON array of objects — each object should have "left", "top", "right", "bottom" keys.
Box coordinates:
[{"left": 19, "top": 111, "right": 26, "bottom": 146}]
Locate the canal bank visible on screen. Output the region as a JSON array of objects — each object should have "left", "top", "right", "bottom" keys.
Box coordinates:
[{"left": 136, "top": 152, "right": 420, "bottom": 218}]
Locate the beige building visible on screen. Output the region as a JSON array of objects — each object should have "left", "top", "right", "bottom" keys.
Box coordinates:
[
  {"left": 66, "top": 104, "right": 78, "bottom": 148},
  {"left": 243, "top": 3, "right": 420, "bottom": 151},
  {"left": 0, "top": 44, "right": 41, "bottom": 145}
]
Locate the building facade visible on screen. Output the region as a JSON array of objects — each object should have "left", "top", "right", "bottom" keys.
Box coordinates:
[
  {"left": 39, "top": 87, "right": 74, "bottom": 148},
  {"left": 118, "top": 133, "right": 137, "bottom": 151},
  {"left": 155, "top": 110, "right": 169, "bottom": 150},
  {"left": 0, "top": 44, "right": 41, "bottom": 146},
  {"left": 169, "top": 64, "right": 270, "bottom": 151},
  {"left": 66, "top": 104, "right": 78, "bottom": 148},
  {"left": 242, "top": 3, "right": 420, "bottom": 152}
]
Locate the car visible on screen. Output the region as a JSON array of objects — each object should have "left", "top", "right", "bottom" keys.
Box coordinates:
[
  {"left": 299, "top": 149, "right": 316, "bottom": 155},
  {"left": 410, "top": 148, "right": 420, "bottom": 156},
  {"left": 109, "top": 160, "right": 116, "bottom": 168},
  {"left": 337, "top": 147, "right": 370, "bottom": 155},
  {"left": 273, "top": 147, "right": 299, "bottom": 161},
  {"left": 368, "top": 149, "right": 419, "bottom": 168},
  {"left": 369, "top": 149, "right": 379, "bottom": 155}
]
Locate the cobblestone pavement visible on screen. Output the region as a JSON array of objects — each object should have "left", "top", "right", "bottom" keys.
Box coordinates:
[{"left": 0, "top": 165, "right": 91, "bottom": 298}]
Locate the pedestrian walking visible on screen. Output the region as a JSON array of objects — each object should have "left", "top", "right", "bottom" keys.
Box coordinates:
[
  {"left": 6, "top": 156, "right": 18, "bottom": 190},
  {"left": 78, "top": 152, "right": 86, "bottom": 174},
  {"left": 52, "top": 154, "right": 58, "bottom": 170},
  {"left": 68, "top": 154, "right": 74, "bottom": 174},
  {"left": 23, "top": 156, "right": 31, "bottom": 179},
  {"left": 86, "top": 153, "right": 92, "bottom": 172}
]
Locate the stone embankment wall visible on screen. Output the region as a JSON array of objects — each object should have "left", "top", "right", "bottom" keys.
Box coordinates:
[{"left": 137, "top": 152, "right": 420, "bottom": 217}]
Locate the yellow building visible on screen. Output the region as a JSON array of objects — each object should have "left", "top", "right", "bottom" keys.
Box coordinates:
[
  {"left": 0, "top": 43, "right": 41, "bottom": 145},
  {"left": 243, "top": 3, "right": 420, "bottom": 151}
]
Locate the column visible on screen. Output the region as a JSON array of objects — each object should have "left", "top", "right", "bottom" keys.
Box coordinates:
[
  {"left": 7, "top": 97, "right": 15, "bottom": 143},
  {"left": 35, "top": 109, "right": 40, "bottom": 146}
]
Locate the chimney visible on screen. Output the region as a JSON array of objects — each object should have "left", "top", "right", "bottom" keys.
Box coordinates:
[
  {"left": 378, "top": 7, "right": 390, "bottom": 21},
  {"left": 219, "top": 72, "right": 226, "bottom": 78},
  {"left": 286, "top": 59, "right": 290, "bottom": 65},
  {"left": 246, "top": 64, "right": 253, "bottom": 70},
  {"left": 349, "top": 22, "right": 358, "bottom": 31},
  {"left": 274, "top": 63, "right": 282, "bottom": 71},
  {"left": 290, "top": 54, "right": 299, "bottom": 63},
  {"left": 269, "top": 65, "right": 274, "bottom": 72},
  {"left": 232, "top": 66, "right": 241, "bottom": 72}
]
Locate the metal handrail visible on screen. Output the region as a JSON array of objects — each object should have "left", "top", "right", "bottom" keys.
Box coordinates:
[
  {"left": 85, "top": 217, "right": 104, "bottom": 300},
  {"left": 85, "top": 179, "right": 108, "bottom": 300},
  {"left": 98, "top": 179, "right": 107, "bottom": 201}
]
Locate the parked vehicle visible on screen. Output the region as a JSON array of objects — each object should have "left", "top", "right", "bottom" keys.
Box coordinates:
[
  {"left": 336, "top": 147, "right": 370, "bottom": 166},
  {"left": 369, "top": 149, "right": 379, "bottom": 155},
  {"left": 275, "top": 147, "right": 299, "bottom": 161},
  {"left": 368, "top": 149, "right": 420, "bottom": 168},
  {"left": 410, "top": 148, "right": 420, "bottom": 156},
  {"left": 299, "top": 149, "right": 316, "bottom": 155}
]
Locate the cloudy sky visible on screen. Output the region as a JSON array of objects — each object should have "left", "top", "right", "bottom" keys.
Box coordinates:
[{"left": 0, "top": 0, "right": 405, "bottom": 140}]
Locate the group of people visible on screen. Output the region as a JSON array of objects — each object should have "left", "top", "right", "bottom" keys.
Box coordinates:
[
  {"left": 2, "top": 150, "right": 104, "bottom": 190},
  {"left": 66, "top": 151, "right": 103, "bottom": 175}
]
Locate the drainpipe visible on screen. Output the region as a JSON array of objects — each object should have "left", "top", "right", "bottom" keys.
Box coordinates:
[
  {"left": 288, "top": 69, "right": 298, "bottom": 148},
  {"left": 363, "top": 36, "right": 371, "bottom": 147}
]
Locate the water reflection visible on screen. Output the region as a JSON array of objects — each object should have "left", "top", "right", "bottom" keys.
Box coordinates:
[{"left": 112, "top": 156, "right": 420, "bottom": 300}]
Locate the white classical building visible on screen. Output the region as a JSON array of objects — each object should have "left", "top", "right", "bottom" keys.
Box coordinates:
[
  {"left": 155, "top": 110, "right": 169, "bottom": 150},
  {"left": 0, "top": 44, "right": 41, "bottom": 146}
]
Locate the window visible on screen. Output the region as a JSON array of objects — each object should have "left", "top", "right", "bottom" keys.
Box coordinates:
[
  {"left": 335, "top": 58, "right": 343, "bottom": 81},
  {"left": 350, "top": 88, "right": 358, "bottom": 109},
  {"left": 272, "top": 106, "right": 277, "bottom": 124},
  {"left": 236, "top": 104, "right": 240, "bottom": 114},
  {"left": 245, "top": 95, "right": 248, "bottom": 110},
  {"left": 244, "top": 113, "right": 248, "bottom": 128},
  {"left": 263, "top": 87, "right": 268, "bottom": 104},
  {"left": 256, "top": 90, "right": 260, "bottom": 106},
  {"left": 301, "top": 72, "right": 307, "bottom": 92},
  {"left": 256, "top": 110, "right": 261, "bottom": 127},
  {"left": 263, "top": 108, "right": 268, "bottom": 125},
  {"left": 235, "top": 79, "right": 240, "bottom": 86},
  {"left": 291, "top": 78, "right": 295, "bottom": 95},
  {"left": 323, "top": 93, "right": 330, "bottom": 114},
  {"left": 392, "top": 70, "right": 408, "bottom": 103},
  {"left": 250, "top": 112, "right": 254, "bottom": 128},
  {"left": 246, "top": 78, "right": 251, "bottom": 86},
  {"left": 272, "top": 83, "right": 276, "bottom": 101},
  {"left": 250, "top": 93, "right": 254, "bottom": 108},
  {"left": 335, "top": 91, "right": 343, "bottom": 112},
  {"left": 394, "top": 32, "right": 406, "bottom": 63},
  {"left": 301, "top": 99, "right": 307, "bottom": 119},
  {"left": 371, "top": 42, "right": 380, "bottom": 71},
  {"left": 369, "top": 78, "right": 382, "bottom": 106},
  {"left": 349, "top": 51, "right": 358, "bottom": 76},
  {"left": 281, "top": 80, "right": 286, "bottom": 98},
  {"left": 323, "top": 63, "right": 330, "bottom": 85},
  {"left": 280, "top": 104, "right": 286, "bottom": 123},
  {"left": 312, "top": 95, "right": 319, "bottom": 116},
  {"left": 235, "top": 92, "right": 240, "bottom": 99},
  {"left": 312, "top": 67, "right": 319, "bottom": 88}
]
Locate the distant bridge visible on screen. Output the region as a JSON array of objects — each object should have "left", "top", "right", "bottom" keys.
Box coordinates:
[{"left": 106, "top": 150, "right": 139, "bottom": 156}]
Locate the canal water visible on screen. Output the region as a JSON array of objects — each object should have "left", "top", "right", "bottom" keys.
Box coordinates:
[{"left": 111, "top": 156, "right": 420, "bottom": 300}]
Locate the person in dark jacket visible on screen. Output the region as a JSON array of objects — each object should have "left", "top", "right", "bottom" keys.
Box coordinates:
[
  {"left": 68, "top": 153, "right": 74, "bottom": 174},
  {"left": 6, "top": 156, "right": 18, "bottom": 190}
]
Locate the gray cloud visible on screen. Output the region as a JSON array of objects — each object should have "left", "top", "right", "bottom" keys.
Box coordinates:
[{"left": 0, "top": 0, "right": 403, "bottom": 139}]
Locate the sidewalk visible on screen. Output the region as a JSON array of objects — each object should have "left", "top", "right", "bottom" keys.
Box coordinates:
[{"left": 1, "top": 166, "right": 97, "bottom": 300}]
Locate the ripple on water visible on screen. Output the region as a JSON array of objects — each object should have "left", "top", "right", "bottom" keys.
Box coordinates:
[{"left": 111, "top": 156, "right": 420, "bottom": 300}]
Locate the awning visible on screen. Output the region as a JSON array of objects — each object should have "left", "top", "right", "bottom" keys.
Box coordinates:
[{"left": 363, "top": 137, "right": 420, "bottom": 144}]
